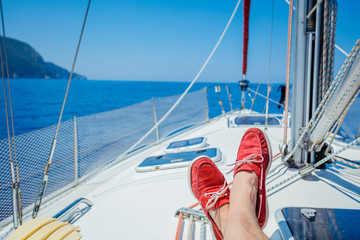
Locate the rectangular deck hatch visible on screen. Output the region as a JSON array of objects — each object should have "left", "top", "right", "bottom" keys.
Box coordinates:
[
  {"left": 165, "top": 137, "right": 207, "bottom": 153},
  {"left": 234, "top": 116, "right": 280, "bottom": 126},
  {"left": 275, "top": 207, "right": 360, "bottom": 240},
  {"left": 136, "top": 148, "right": 221, "bottom": 172}
]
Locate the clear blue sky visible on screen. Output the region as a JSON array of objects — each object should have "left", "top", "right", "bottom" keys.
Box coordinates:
[{"left": 3, "top": 0, "right": 359, "bottom": 83}]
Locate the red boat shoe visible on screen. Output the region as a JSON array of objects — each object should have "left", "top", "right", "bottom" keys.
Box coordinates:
[
  {"left": 188, "top": 156, "right": 230, "bottom": 240},
  {"left": 228, "top": 128, "right": 272, "bottom": 229}
]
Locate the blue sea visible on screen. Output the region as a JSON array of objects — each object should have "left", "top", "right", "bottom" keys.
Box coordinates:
[
  {"left": 0, "top": 79, "right": 285, "bottom": 140},
  {"left": 0, "top": 79, "right": 358, "bottom": 223}
]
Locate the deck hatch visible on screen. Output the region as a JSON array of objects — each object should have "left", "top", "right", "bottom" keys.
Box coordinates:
[
  {"left": 165, "top": 137, "right": 207, "bottom": 153},
  {"left": 275, "top": 207, "right": 360, "bottom": 240},
  {"left": 234, "top": 116, "right": 280, "bottom": 126},
  {"left": 136, "top": 147, "right": 221, "bottom": 172},
  {"left": 167, "top": 137, "right": 204, "bottom": 149}
]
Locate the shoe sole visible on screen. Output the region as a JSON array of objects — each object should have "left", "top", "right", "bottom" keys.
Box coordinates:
[
  {"left": 187, "top": 156, "right": 224, "bottom": 240},
  {"left": 258, "top": 128, "right": 272, "bottom": 230}
]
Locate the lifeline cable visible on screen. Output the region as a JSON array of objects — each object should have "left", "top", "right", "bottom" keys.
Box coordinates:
[{"left": 32, "top": 0, "right": 91, "bottom": 219}]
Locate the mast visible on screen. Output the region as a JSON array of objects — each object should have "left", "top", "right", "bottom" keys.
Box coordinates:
[
  {"left": 239, "top": 0, "right": 250, "bottom": 110},
  {"left": 290, "top": 0, "right": 308, "bottom": 164},
  {"left": 288, "top": 0, "right": 338, "bottom": 164}
]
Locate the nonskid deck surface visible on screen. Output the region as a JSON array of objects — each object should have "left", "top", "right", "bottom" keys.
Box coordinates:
[{"left": 13, "top": 115, "right": 360, "bottom": 239}]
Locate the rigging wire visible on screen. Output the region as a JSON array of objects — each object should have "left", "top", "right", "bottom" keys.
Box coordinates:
[
  {"left": 0, "top": 25, "right": 19, "bottom": 230},
  {"left": 323, "top": 86, "right": 360, "bottom": 155},
  {"left": 0, "top": 0, "right": 22, "bottom": 225},
  {"left": 306, "top": 0, "right": 324, "bottom": 19},
  {"left": 119, "top": 0, "right": 242, "bottom": 159},
  {"left": 249, "top": 83, "right": 260, "bottom": 112},
  {"left": 32, "top": 0, "right": 92, "bottom": 219},
  {"left": 310, "top": 40, "right": 359, "bottom": 134},
  {"left": 335, "top": 45, "right": 349, "bottom": 57},
  {"left": 265, "top": 0, "right": 275, "bottom": 130},
  {"left": 0, "top": 0, "right": 21, "bottom": 228},
  {"left": 268, "top": 136, "right": 360, "bottom": 193},
  {"left": 248, "top": 87, "right": 286, "bottom": 109},
  {"left": 317, "top": 75, "right": 359, "bottom": 153},
  {"left": 283, "top": 39, "right": 359, "bottom": 162}
]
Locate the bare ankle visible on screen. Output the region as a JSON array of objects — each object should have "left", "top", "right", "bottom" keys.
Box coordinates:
[
  {"left": 233, "top": 171, "right": 258, "bottom": 208},
  {"left": 209, "top": 203, "right": 229, "bottom": 235}
]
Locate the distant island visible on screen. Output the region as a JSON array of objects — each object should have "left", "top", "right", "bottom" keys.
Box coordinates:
[{"left": 2, "top": 36, "right": 86, "bottom": 79}]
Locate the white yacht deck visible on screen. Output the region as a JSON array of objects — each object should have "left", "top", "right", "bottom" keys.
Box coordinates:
[{"left": 24, "top": 113, "right": 360, "bottom": 239}]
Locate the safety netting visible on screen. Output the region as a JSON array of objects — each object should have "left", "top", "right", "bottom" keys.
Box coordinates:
[{"left": 0, "top": 88, "right": 207, "bottom": 224}]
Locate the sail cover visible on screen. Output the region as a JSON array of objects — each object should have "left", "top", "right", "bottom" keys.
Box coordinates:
[{"left": 242, "top": 0, "right": 251, "bottom": 76}]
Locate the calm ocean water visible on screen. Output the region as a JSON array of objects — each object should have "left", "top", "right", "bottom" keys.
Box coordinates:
[
  {"left": 0, "top": 79, "right": 284, "bottom": 140},
  {"left": 0, "top": 79, "right": 358, "bottom": 222}
]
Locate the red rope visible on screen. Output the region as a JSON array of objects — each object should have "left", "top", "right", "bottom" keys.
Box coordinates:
[
  {"left": 242, "top": 0, "right": 251, "bottom": 76},
  {"left": 284, "top": 0, "right": 294, "bottom": 144},
  {"left": 174, "top": 202, "right": 200, "bottom": 240},
  {"left": 174, "top": 212, "right": 183, "bottom": 240}
]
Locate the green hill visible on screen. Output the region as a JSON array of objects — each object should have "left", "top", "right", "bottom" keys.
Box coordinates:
[{"left": 2, "top": 36, "right": 86, "bottom": 79}]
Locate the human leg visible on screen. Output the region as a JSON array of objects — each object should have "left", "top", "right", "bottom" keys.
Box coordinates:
[
  {"left": 224, "top": 171, "right": 269, "bottom": 240},
  {"left": 224, "top": 128, "right": 272, "bottom": 239}
]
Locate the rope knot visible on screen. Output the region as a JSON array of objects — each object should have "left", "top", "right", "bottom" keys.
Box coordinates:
[
  {"left": 204, "top": 182, "right": 229, "bottom": 210},
  {"left": 227, "top": 154, "right": 264, "bottom": 174}
]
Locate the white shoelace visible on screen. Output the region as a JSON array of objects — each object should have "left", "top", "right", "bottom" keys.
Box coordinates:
[
  {"left": 204, "top": 182, "right": 229, "bottom": 210},
  {"left": 226, "top": 154, "right": 264, "bottom": 174}
]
